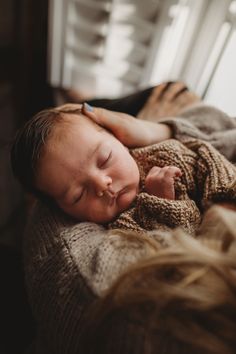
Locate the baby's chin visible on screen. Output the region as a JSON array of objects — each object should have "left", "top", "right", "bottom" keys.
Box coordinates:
[
  {"left": 71, "top": 207, "right": 119, "bottom": 224},
  {"left": 91, "top": 207, "right": 125, "bottom": 224},
  {"left": 89, "top": 201, "right": 134, "bottom": 224}
]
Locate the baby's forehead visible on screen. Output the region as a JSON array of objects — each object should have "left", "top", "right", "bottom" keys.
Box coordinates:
[
  {"left": 46, "top": 111, "right": 113, "bottom": 151},
  {"left": 61, "top": 112, "right": 103, "bottom": 131},
  {"left": 50, "top": 112, "right": 103, "bottom": 141}
]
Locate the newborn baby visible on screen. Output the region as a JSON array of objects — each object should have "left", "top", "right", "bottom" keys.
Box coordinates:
[{"left": 11, "top": 104, "right": 236, "bottom": 233}]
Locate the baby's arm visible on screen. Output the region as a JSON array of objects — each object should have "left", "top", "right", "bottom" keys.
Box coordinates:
[{"left": 145, "top": 166, "right": 182, "bottom": 200}]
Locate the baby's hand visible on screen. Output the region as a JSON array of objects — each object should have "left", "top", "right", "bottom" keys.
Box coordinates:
[{"left": 145, "top": 166, "right": 182, "bottom": 200}]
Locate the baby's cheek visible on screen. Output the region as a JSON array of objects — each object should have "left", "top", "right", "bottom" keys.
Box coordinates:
[{"left": 117, "top": 188, "right": 137, "bottom": 213}]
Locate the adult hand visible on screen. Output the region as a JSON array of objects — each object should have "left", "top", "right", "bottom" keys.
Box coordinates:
[
  {"left": 82, "top": 103, "right": 172, "bottom": 148},
  {"left": 145, "top": 166, "right": 182, "bottom": 200},
  {"left": 137, "top": 81, "right": 201, "bottom": 122}
]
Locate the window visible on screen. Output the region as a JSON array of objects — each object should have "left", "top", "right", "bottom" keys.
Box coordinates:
[{"left": 48, "top": 0, "right": 236, "bottom": 116}]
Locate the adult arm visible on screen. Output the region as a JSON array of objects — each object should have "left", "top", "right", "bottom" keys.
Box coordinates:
[
  {"left": 82, "top": 104, "right": 172, "bottom": 148},
  {"left": 82, "top": 103, "right": 236, "bottom": 163}
]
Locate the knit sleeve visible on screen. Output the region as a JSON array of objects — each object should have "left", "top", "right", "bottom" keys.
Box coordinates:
[
  {"left": 159, "top": 104, "right": 236, "bottom": 162},
  {"left": 184, "top": 139, "right": 236, "bottom": 208},
  {"left": 110, "top": 192, "right": 201, "bottom": 235}
]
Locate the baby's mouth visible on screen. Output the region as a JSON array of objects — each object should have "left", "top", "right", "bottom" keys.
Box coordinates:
[
  {"left": 102, "top": 189, "right": 117, "bottom": 205},
  {"left": 104, "top": 187, "right": 126, "bottom": 206}
]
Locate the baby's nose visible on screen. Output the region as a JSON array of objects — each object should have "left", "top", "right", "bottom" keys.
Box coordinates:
[{"left": 94, "top": 175, "right": 113, "bottom": 197}]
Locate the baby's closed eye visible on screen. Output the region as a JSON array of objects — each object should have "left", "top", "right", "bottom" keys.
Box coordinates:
[
  {"left": 72, "top": 189, "right": 85, "bottom": 205},
  {"left": 98, "top": 150, "right": 112, "bottom": 168}
]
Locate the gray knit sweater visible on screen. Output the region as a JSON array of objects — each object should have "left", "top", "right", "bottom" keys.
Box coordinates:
[
  {"left": 24, "top": 104, "right": 236, "bottom": 354},
  {"left": 161, "top": 103, "right": 236, "bottom": 163}
]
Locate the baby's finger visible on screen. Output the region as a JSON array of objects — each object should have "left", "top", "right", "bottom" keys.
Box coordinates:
[
  {"left": 163, "top": 184, "right": 176, "bottom": 200},
  {"left": 173, "top": 167, "right": 182, "bottom": 177},
  {"left": 163, "top": 166, "right": 182, "bottom": 178},
  {"left": 146, "top": 166, "right": 162, "bottom": 177}
]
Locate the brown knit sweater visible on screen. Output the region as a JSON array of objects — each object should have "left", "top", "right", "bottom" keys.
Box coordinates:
[{"left": 109, "top": 138, "right": 236, "bottom": 234}]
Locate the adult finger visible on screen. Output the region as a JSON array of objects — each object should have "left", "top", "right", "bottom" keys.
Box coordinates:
[
  {"left": 163, "top": 82, "right": 188, "bottom": 102},
  {"left": 177, "top": 91, "right": 201, "bottom": 107},
  {"left": 82, "top": 103, "right": 143, "bottom": 146},
  {"left": 82, "top": 103, "right": 123, "bottom": 130},
  {"left": 148, "top": 82, "right": 173, "bottom": 104}
]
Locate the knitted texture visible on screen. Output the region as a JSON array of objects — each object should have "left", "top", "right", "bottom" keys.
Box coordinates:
[
  {"left": 160, "top": 104, "right": 236, "bottom": 162},
  {"left": 109, "top": 138, "right": 236, "bottom": 234},
  {"left": 24, "top": 202, "right": 171, "bottom": 354}
]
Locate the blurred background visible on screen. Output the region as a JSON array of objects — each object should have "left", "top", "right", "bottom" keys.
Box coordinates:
[{"left": 1, "top": 0, "right": 236, "bottom": 353}]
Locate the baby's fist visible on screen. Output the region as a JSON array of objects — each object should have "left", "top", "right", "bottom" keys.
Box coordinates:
[{"left": 145, "top": 166, "right": 182, "bottom": 200}]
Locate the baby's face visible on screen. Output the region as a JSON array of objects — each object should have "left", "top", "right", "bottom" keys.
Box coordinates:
[{"left": 36, "top": 114, "right": 140, "bottom": 223}]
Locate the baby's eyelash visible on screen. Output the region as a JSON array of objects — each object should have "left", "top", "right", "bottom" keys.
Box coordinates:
[
  {"left": 73, "top": 191, "right": 83, "bottom": 204},
  {"left": 100, "top": 151, "right": 112, "bottom": 167}
]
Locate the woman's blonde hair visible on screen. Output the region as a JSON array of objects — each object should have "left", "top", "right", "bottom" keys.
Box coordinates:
[{"left": 81, "top": 206, "right": 236, "bottom": 354}]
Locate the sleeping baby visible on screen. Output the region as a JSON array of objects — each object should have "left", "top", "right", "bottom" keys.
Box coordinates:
[{"left": 11, "top": 104, "right": 236, "bottom": 235}]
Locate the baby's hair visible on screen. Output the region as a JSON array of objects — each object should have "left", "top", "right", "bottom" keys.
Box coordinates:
[
  {"left": 81, "top": 206, "right": 236, "bottom": 354},
  {"left": 11, "top": 104, "right": 83, "bottom": 198}
]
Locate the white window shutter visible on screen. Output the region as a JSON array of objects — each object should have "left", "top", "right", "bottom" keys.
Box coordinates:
[
  {"left": 47, "top": 0, "right": 180, "bottom": 98},
  {"left": 48, "top": 0, "right": 236, "bottom": 116}
]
